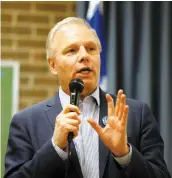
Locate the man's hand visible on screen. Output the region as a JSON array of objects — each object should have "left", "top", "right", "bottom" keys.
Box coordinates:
[
  {"left": 88, "top": 90, "right": 129, "bottom": 157},
  {"left": 53, "top": 104, "right": 81, "bottom": 149}
]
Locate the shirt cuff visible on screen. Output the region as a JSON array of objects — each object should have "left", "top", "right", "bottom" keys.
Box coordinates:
[
  {"left": 51, "top": 137, "right": 68, "bottom": 161},
  {"left": 113, "top": 143, "right": 132, "bottom": 168}
]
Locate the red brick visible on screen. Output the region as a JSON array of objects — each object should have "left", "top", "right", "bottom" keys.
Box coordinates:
[
  {"left": 19, "top": 101, "right": 29, "bottom": 110},
  {"left": 20, "top": 89, "right": 47, "bottom": 97},
  {"left": 72, "top": 3, "right": 76, "bottom": 12},
  {"left": 1, "top": 26, "right": 31, "bottom": 35},
  {"left": 36, "top": 28, "right": 50, "bottom": 36},
  {"left": 53, "top": 16, "right": 67, "bottom": 24},
  {"left": 20, "top": 64, "right": 48, "bottom": 73},
  {"left": 20, "top": 76, "right": 29, "bottom": 85},
  {"left": 1, "top": 13, "right": 12, "bottom": 23},
  {"left": 31, "top": 52, "right": 47, "bottom": 62},
  {"left": 36, "top": 2, "right": 67, "bottom": 12},
  {"left": 1, "top": 39, "right": 13, "bottom": 46},
  {"left": 1, "top": 2, "right": 31, "bottom": 10},
  {"left": 34, "top": 76, "right": 58, "bottom": 86},
  {"left": 18, "top": 14, "right": 49, "bottom": 24},
  {"left": 17, "top": 39, "right": 45, "bottom": 48},
  {"left": 1, "top": 51, "right": 29, "bottom": 60}
]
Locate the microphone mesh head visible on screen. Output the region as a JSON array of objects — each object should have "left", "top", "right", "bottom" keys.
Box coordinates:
[{"left": 69, "top": 78, "right": 84, "bottom": 93}]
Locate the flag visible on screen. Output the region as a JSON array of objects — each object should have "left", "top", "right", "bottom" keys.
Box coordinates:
[{"left": 86, "top": 1, "right": 107, "bottom": 91}]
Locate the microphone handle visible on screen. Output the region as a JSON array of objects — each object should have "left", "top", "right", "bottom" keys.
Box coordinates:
[
  {"left": 68, "top": 91, "right": 79, "bottom": 142},
  {"left": 68, "top": 132, "right": 74, "bottom": 142}
]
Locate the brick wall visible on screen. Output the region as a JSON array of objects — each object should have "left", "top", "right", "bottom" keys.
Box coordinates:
[{"left": 1, "top": 1, "right": 76, "bottom": 110}]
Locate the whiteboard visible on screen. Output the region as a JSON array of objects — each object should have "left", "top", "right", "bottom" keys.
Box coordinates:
[{"left": 0, "top": 60, "right": 20, "bottom": 177}]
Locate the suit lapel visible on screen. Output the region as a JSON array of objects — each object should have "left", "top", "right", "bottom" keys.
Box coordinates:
[
  {"left": 45, "top": 93, "right": 62, "bottom": 129},
  {"left": 99, "top": 89, "right": 110, "bottom": 178},
  {"left": 45, "top": 92, "right": 83, "bottom": 178}
]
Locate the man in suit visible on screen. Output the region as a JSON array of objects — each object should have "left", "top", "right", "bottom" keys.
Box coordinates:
[{"left": 5, "top": 17, "right": 170, "bottom": 178}]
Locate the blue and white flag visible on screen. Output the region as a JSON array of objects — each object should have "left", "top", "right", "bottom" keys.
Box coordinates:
[{"left": 86, "top": 1, "right": 107, "bottom": 91}]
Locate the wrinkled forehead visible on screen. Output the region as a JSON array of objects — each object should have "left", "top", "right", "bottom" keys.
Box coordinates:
[{"left": 53, "top": 23, "right": 100, "bottom": 47}]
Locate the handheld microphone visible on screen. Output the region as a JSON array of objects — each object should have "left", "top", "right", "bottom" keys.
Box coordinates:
[{"left": 68, "top": 78, "right": 84, "bottom": 142}]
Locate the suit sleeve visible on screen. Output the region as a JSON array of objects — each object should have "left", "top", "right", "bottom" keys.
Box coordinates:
[
  {"left": 124, "top": 103, "right": 171, "bottom": 178},
  {"left": 4, "top": 113, "right": 67, "bottom": 178}
]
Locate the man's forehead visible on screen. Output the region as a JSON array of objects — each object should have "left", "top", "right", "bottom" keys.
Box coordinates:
[
  {"left": 54, "top": 23, "right": 97, "bottom": 41},
  {"left": 51, "top": 23, "right": 101, "bottom": 51}
]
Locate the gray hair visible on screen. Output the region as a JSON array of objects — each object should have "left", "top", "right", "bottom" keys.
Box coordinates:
[{"left": 46, "top": 17, "right": 101, "bottom": 60}]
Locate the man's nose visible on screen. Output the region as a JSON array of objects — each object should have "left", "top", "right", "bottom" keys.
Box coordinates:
[{"left": 78, "top": 46, "right": 89, "bottom": 62}]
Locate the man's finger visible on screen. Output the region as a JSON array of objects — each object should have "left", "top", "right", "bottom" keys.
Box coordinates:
[
  {"left": 65, "top": 112, "right": 81, "bottom": 123},
  {"left": 106, "top": 94, "right": 115, "bottom": 117},
  {"left": 87, "top": 119, "right": 103, "bottom": 136},
  {"left": 63, "top": 104, "right": 80, "bottom": 114},
  {"left": 118, "top": 94, "right": 126, "bottom": 120},
  {"left": 121, "top": 105, "right": 129, "bottom": 126},
  {"left": 115, "top": 90, "right": 123, "bottom": 116}
]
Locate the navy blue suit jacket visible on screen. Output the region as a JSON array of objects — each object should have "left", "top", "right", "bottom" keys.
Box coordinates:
[{"left": 4, "top": 88, "right": 170, "bottom": 178}]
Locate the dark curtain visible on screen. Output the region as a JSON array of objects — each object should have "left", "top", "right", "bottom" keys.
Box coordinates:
[{"left": 77, "top": 1, "right": 172, "bottom": 174}]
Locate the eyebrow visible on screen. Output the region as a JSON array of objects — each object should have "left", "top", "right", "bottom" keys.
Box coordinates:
[{"left": 63, "top": 41, "right": 99, "bottom": 50}]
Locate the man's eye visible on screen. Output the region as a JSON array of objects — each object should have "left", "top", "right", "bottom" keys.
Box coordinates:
[
  {"left": 88, "top": 47, "right": 95, "bottom": 51},
  {"left": 68, "top": 49, "right": 76, "bottom": 53}
]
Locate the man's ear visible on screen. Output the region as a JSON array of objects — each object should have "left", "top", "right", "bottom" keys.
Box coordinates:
[{"left": 48, "top": 58, "right": 58, "bottom": 75}]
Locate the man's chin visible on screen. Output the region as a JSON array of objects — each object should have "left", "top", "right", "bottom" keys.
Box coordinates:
[
  {"left": 82, "top": 80, "right": 97, "bottom": 88},
  {"left": 80, "top": 84, "right": 98, "bottom": 98}
]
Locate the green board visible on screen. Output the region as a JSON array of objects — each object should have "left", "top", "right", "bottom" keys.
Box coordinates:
[{"left": 0, "top": 61, "right": 19, "bottom": 177}]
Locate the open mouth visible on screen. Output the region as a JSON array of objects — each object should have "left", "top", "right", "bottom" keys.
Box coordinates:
[{"left": 77, "top": 67, "right": 92, "bottom": 74}]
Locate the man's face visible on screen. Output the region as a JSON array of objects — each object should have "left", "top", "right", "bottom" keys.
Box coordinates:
[{"left": 48, "top": 23, "right": 101, "bottom": 98}]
